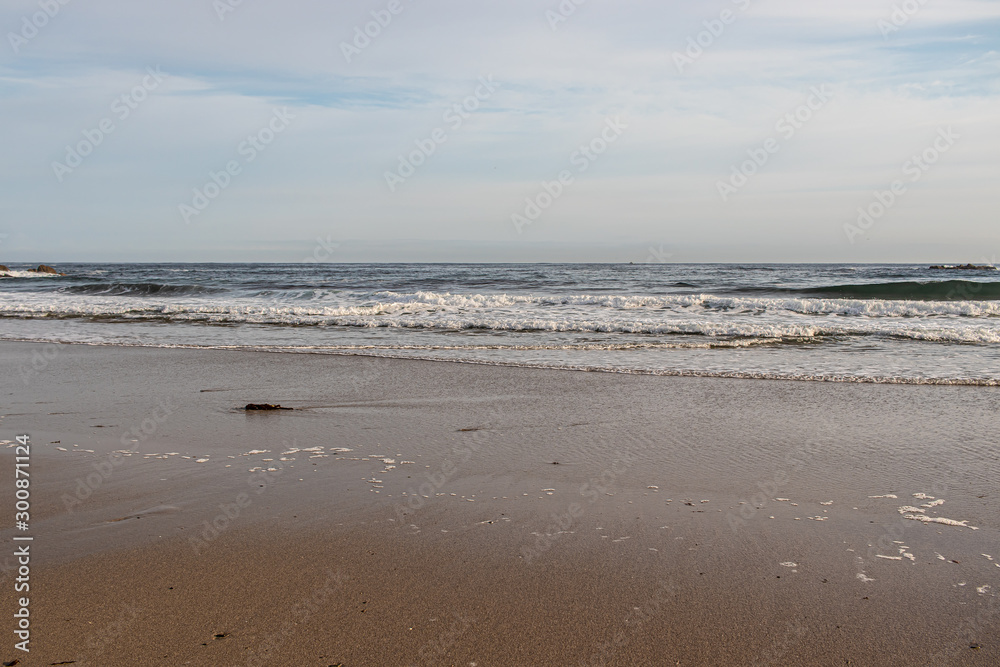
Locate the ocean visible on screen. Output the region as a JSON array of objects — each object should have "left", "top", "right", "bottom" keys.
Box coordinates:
[{"left": 2, "top": 262, "right": 999, "bottom": 385}]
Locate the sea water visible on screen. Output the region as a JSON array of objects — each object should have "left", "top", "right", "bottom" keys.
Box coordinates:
[{"left": 1, "top": 263, "right": 998, "bottom": 384}]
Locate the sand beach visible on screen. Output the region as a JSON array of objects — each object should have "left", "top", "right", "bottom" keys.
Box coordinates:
[{"left": 2, "top": 341, "right": 997, "bottom": 665}]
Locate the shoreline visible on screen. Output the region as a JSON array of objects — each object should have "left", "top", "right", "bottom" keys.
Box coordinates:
[
  {"left": 3, "top": 341, "right": 998, "bottom": 665},
  {"left": 8, "top": 335, "right": 1000, "bottom": 387}
]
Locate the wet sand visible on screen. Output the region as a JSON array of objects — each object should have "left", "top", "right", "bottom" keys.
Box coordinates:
[{"left": 2, "top": 341, "right": 998, "bottom": 665}]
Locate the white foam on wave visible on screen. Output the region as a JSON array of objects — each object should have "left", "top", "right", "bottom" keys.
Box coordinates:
[
  {"left": 0, "top": 270, "right": 63, "bottom": 279},
  {"left": 2, "top": 289, "right": 999, "bottom": 344},
  {"left": 366, "top": 290, "right": 1000, "bottom": 320}
]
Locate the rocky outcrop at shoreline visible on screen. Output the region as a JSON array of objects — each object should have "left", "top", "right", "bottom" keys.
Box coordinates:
[
  {"left": 0, "top": 264, "right": 67, "bottom": 276},
  {"left": 29, "top": 264, "right": 65, "bottom": 274}
]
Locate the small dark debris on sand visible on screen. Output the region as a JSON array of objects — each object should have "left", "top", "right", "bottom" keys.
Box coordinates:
[{"left": 244, "top": 403, "right": 292, "bottom": 411}]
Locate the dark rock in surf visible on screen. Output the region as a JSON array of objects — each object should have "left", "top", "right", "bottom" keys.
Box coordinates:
[
  {"left": 28, "top": 264, "right": 66, "bottom": 275},
  {"left": 929, "top": 264, "right": 995, "bottom": 270}
]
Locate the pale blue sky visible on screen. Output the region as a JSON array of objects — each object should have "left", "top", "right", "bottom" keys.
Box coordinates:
[{"left": 1, "top": 0, "right": 998, "bottom": 262}]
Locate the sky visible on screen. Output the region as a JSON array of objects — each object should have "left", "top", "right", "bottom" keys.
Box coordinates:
[{"left": 1, "top": 0, "right": 998, "bottom": 263}]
